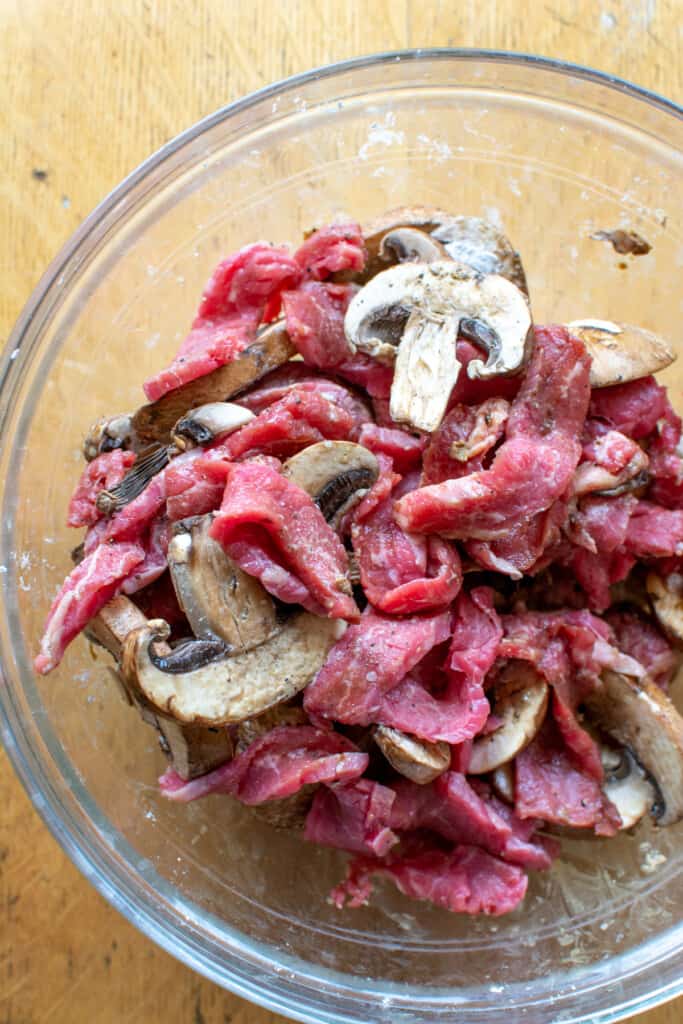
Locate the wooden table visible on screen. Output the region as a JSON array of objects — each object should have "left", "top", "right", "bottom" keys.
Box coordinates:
[{"left": 2, "top": 2, "right": 682, "bottom": 1021}]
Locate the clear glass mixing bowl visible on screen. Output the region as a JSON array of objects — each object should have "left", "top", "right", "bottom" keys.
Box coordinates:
[{"left": 1, "top": 51, "right": 682, "bottom": 1024}]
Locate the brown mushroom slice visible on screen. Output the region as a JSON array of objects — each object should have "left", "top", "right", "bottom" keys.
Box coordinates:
[
  {"left": 647, "top": 572, "right": 683, "bottom": 645},
  {"left": 431, "top": 216, "right": 529, "bottom": 296},
  {"left": 374, "top": 725, "right": 450, "bottom": 785},
  {"left": 378, "top": 227, "right": 448, "bottom": 266},
  {"left": 469, "top": 666, "right": 548, "bottom": 775},
  {"left": 282, "top": 441, "right": 379, "bottom": 525},
  {"left": 585, "top": 670, "right": 683, "bottom": 825},
  {"left": 167, "top": 514, "right": 280, "bottom": 651},
  {"left": 86, "top": 596, "right": 233, "bottom": 779},
  {"left": 491, "top": 762, "right": 515, "bottom": 804},
  {"left": 171, "top": 402, "right": 254, "bottom": 451},
  {"left": 566, "top": 319, "right": 675, "bottom": 388},
  {"left": 121, "top": 613, "right": 343, "bottom": 726},
  {"left": 601, "top": 744, "right": 657, "bottom": 830},
  {"left": 344, "top": 261, "right": 531, "bottom": 433},
  {"left": 132, "top": 320, "right": 295, "bottom": 445},
  {"left": 83, "top": 413, "right": 139, "bottom": 461}
]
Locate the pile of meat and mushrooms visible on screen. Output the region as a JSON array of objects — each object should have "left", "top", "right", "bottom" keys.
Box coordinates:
[{"left": 35, "top": 208, "right": 683, "bottom": 917}]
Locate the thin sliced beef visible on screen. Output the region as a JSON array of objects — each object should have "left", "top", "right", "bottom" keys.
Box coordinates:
[
  {"left": 214, "top": 388, "right": 356, "bottom": 461},
  {"left": 121, "top": 516, "right": 170, "bottom": 595},
  {"left": 304, "top": 779, "right": 398, "bottom": 856},
  {"left": 625, "top": 501, "right": 683, "bottom": 558},
  {"left": 395, "top": 327, "right": 591, "bottom": 539},
  {"left": 350, "top": 454, "right": 400, "bottom": 524},
  {"left": 467, "top": 496, "right": 569, "bottom": 579},
  {"left": 67, "top": 450, "right": 136, "bottom": 528},
  {"left": 566, "top": 495, "right": 636, "bottom": 555},
  {"left": 588, "top": 376, "right": 668, "bottom": 440},
  {"left": 303, "top": 607, "right": 451, "bottom": 723},
  {"left": 143, "top": 317, "right": 256, "bottom": 402},
  {"left": 160, "top": 726, "right": 367, "bottom": 803},
  {"left": 606, "top": 609, "right": 677, "bottom": 691},
  {"left": 103, "top": 471, "right": 167, "bottom": 544},
  {"left": 568, "top": 546, "right": 633, "bottom": 613},
  {"left": 649, "top": 402, "right": 683, "bottom": 509},
  {"left": 421, "top": 399, "right": 509, "bottom": 486},
  {"left": 34, "top": 541, "right": 145, "bottom": 674},
  {"left": 293, "top": 222, "right": 365, "bottom": 280},
  {"left": 551, "top": 691, "right": 603, "bottom": 781},
  {"left": 164, "top": 449, "right": 225, "bottom": 522},
  {"left": 450, "top": 339, "right": 523, "bottom": 406},
  {"left": 575, "top": 428, "right": 649, "bottom": 498},
  {"left": 331, "top": 839, "right": 528, "bottom": 916},
  {"left": 210, "top": 461, "right": 358, "bottom": 620},
  {"left": 515, "top": 718, "right": 621, "bottom": 835},
  {"left": 358, "top": 423, "right": 427, "bottom": 474},
  {"left": 282, "top": 282, "right": 355, "bottom": 369},
  {"left": 334, "top": 352, "right": 394, "bottom": 399},
  {"left": 237, "top": 368, "right": 370, "bottom": 438}
]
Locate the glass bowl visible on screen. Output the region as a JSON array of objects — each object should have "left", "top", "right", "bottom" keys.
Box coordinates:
[{"left": 1, "top": 50, "right": 682, "bottom": 1024}]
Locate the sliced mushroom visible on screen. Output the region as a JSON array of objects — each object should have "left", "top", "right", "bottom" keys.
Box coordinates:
[
  {"left": 85, "top": 596, "right": 233, "bottom": 779},
  {"left": 96, "top": 442, "right": 171, "bottom": 515},
  {"left": 469, "top": 665, "right": 548, "bottom": 774},
  {"left": 566, "top": 320, "right": 675, "bottom": 388},
  {"left": 121, "top": 613, "right": 344, "bottom": 726},
  {"left": 360, "top": 207, "right": 528, "bottom": 294},
  {"left": 647, "top": 572, "right": 683, "bottom": 645},
  {"left": 601, "top": 743, "right": 657, "bottom": 830},
  {"left": 83, "top": 413, "right": 139, "bottom": 461},
  {"left": 132, "top": 320, "right": 295, "bottom": 445},
  {"left": 585, "top": 670, "right": 683, "bottom": 825},
  {"left": 378, "top": 227, "right": 448, "bottom": 266},
  {"left": 282, "top": 441, "right": 379, "bottom": 525},
  {"left": 167, "top": 514, "right": 280, "bottom": 650},
  {"left": 491, "top": 762, "right": 515, "bottom": 804},
  {"left": 344, "top": 261, "right": 531, "bottom": 432},
  {"left": 374, "top": 725, "right": 450, "bottom": 784},
  {"left": 171, "top": 402, "right": 254, "bottom": 451}
]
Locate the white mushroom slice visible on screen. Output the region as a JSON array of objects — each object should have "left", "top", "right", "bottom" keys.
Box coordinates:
[
  {"left": 469, "top": 666, "right": 548, "bottom": 774},
  {"left": 121, "top": 613, "right": 342, "bottom": 726},
  {"left": 374, "top": 726, "right": 450, "bottom": 785},
  {"left": 378, "top": 227, "right": 448, "bottom": 266},
  {"left": 585, "top": 670, "right": 683, "bottom": 825},
  {"left": 566, "top": 319, "right": 675, "bottom": 388},
  {"left": 167, "top": 515, "right": 280, "bottom": 651},
  {"left": 491, "top": 762, "right": 515, "bottom": 804},
  {"left": 432, "top": 215, "right": 529, "bottom": 296},
  {"left": 647, "top": 572, "right": 683, "bottom": 645},
  {"left": 171, "top": 402, "right": 254, "bottom": 451},
  {"left": 344, "top": 261, "right": 531, "bottom": 433},
  {"left": 132, "top": 319, "right": 295, "bottom": 444},
  {"left": 283, "top": 441, "right": 379, "bottom": 524},
  {"left": 601, "top": 744, "right": 657, "bottom": 830},
  {"left": 83, "top": 413, "right": 139, "bottom": 461},
  {"left": 86, "top": 594, "right": 149, "bottom": 661}
]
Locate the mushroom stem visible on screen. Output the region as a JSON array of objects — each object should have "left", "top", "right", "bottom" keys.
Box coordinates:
[{"left": 390, "top": 309, "right": 463, "bottom": 432}]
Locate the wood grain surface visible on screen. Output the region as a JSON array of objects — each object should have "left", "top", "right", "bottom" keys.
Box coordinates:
[{"left": 2, "top": 1, "right": 682, "bottom": 1021}]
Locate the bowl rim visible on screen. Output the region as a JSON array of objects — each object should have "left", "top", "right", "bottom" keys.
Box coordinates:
[{"left": 2, "top": 47, "right": 683, "bottom": 1024}]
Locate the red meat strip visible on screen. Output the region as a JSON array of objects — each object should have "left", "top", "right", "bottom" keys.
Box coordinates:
[
  {"left": 304, "top": 779, "right": 398, "bottom": 856},
  {"left": 160, "top": 726, "right": 367, "bottom": 803},
  {"left": 450, "top": 339, "right": 523, "bottom": 406},
  {"left": 649, "top": 402, "right": 683, "bottom": 509},
  {"left": 282, "top": 282, "right": 355, "bottom": 368},
  {"left": 552, "top": 691, "right": 603, "bottom": 781},
  {"left": 515, "top": 719, "right": 621, "bottom": 835},
  {"left": 568, "top": 547, "right": 633, "bottom": 613},
  {"left": 377, "top": 588, "right": 499, "bottom": 743},
  {"left": 350, "top": 454, "right": 400, "bottom": 524},
  {"left": 331, "top": 839, "right": 528, "bottom": 916},
  {"left": 67, "top": 450, "right": 136, "bottom": 528},
  {"left": 395, "top": 327, "right": 591, "bottom": 539},
  {"left": 575, "top": 428, "right": 649, "bottom": 498},
  {"left": 334, "top": 352, "right": 394, "bottom": 398},
  {"left": 566, "top": 495, "right": 636, "bottom": 555},
  {"left": 303, "top": 607, "right": 451, "bottom": 723},
  {"left": 103, "top": 471, "right": 167, "bottom": 544},
  {"left": 237, "top": 366, "right": 370, "bottom": 438},
  {"left": 467, "top": 496, "right": 569, "bottom": 578},
  {"left": 213, "top": 388, "right": 356, "bottom": 461},
  {"left": 421, "top": 399, "right": 509, "bottom": 486},
  {"left": 293, "top": 222, "right": 365, "bottom": 280},
  {"left": 352, "top": 472, "right": 461, "bottom": 615},
  {"left": 34, "top": 540, "right": 145, "bottom": 674},
  {"left": 82, "top": 518, "right": 109, "bottom": 557},
  {"left": 358, "top": 423, "right": 426, "bottom": 474},
  {"left": 210, "top": 460, "right": 358, "bottom": 620},
  {"left": 143, "top": 317, "right": 256, "bottom": 402},
  {"left": 164, "top": 449, "right": 225, "bottom": 522},
  {"left": 625, "top": 501, "right": 683, "bottom": 558},
  {"left": 588, "top": 376, "right": 668, "bottom": 440},
  {"left": 606, "top": 609, "right": 677, "bottom": 691},
  {"left": 121, "top": 516, "right": 170, "bottom": 595}
]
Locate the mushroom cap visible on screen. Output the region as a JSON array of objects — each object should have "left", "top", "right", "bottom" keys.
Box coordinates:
[
  {"left": 566, "top": 319, "right": 675, "bottom": 388},
  {"left": 83, "top": 413, "right": 138, "bottom": 461},
  {"left": 282, "top": 441, "right": 379, "bottom": 523},
  {"left": 378, "top": 227, "right": 449, "bottom": 266},
  {"left": 171, "top": 402, "right": 254, "bottom": 450},
  {"left": 85, "top": 595, "right": 149, "bottom": 661},
  {"left": 601, "top": 744, "right": 657, "bottom": 831},
  {"left": 156, "top": 718, "right": 234, "bottom": 781},
  {"left": 585, "top": 670, "right": 683, "bottom": 825},
  {"left": 647, "top": 572, "right": 683, "bottom": 646},
  {"left": 121, "top": 614, "right": 344, "bottom": 725},
  {"left": 491, "top": 762, "right": 515, "bottom": 804},
  {"left": 374, "top": 725, "right": 450, "bottom": 784},
  {"left": 132, "top": 320, "right": 295, "bottom": 444},
  {"left": 167, "top": 514, "right": 281, "bottom": 651},
  {"left": 469, "top": 665, "right": 548, "bottom": 774}
]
